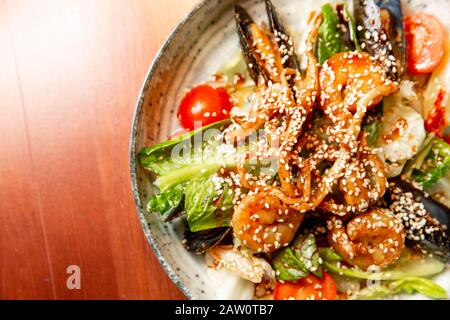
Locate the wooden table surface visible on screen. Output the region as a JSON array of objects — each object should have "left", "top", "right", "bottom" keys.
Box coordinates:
[{"left": 0, "top": 0, "right": 199, "bottom": 300}]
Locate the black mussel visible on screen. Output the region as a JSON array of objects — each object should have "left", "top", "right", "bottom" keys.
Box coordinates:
[
  {"left": 386, "top": 178, "right": 450, "bottom": 262},
  {"left": 265, "top": 0, "right": 300, "bottom": 72},
  {"left": 354, "top": 0, "right": 400, "bottom": 80},
  {"left": 375, "top": 0, "right": 406, "bottom": 78},
  {"left": 183, "top": 227, "right": 232, "bottom": 255},
  {"left": 394, "top": 179, "right": 450, "bottom": 228},
  {"left": 163, "top": 206, "right": 185, "bottom": 223},
  {"left": 235, "top": 5, "right": 270, "bottom": 84}
]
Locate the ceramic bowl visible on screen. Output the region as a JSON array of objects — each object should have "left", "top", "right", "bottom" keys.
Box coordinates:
[{"left": 130, "top": 0, "right": 450, "bottom": 299}]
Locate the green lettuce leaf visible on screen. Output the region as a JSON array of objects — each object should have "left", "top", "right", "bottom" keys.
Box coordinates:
[
  {"left": 389, "top": 277, "right": 447, "bottom": 299},
  {"left": 147, "top": 184, "right": 184, "bottom": 216},
  {"left": 292, "top": 234, "right": 322, "bottom": 277},
  {"left": 139, "top": 120, "right": 232, "bottom": 191},
  {"left": 184, "top": 174, "right": 234, "bottom": 232},
  {"left": 356, "top": 277, "right": 447, "bottom": 300},
  {"left": 316, "top": 4, "right": 348, "bottom": 65},
  {"left": 139, "top": 120, "right": 237, "bottom": 232},
  {"left": 272, "top": 234, "right": 322, "bottom": 281},
  {"left": 364, "top": 120, "right": 381, "bottom": 147},
  {"left": 272, "top": 248, "right": 308, "bottom": 281},
  {"left": 324, "top": 249, "right": 445, "bottom": 281},
  {"left": 319, "top": 247, "right": 343, "bottom": 262},
  {"left": 412, "top": 136, "right": 450, "bottom": 189}
]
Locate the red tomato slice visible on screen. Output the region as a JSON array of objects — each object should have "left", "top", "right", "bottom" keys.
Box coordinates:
[
  {"left": 273, "top": 272, "right": 337, "bottom": 300},
  {"left": 273, "top": 281, "right": 302, "bottom": 300},
  {"left": 320, "top": 272, "right": 338, "bottom": 300},
  {"left": 177, "top": 84, "right": 233, "bottom": 131},
  {"left": 405, "top": 13, "right": 447, "bottom": 75}
]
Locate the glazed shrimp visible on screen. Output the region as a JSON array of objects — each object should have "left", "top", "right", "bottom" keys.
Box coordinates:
[
  {"left": 231, "top": 13, "right": 322, "bottom": 199},
  {"left": 269, "top": 52, "right": 397, "bottom": 212},
  {"left": 277, "top": 15, "right": 322, "bottom": 197},
  {"left": 231, "top": 191, "right": 304, "bottom": 253},
  {"left": 319, "top": 51, "right": 398, "bottom": 125},
  {"left": 318, "top": 137, "right": 388, "bottom": 216},
  {"left": 327, "top": 208, "right": 405, "bottom": 270},
  {"left": 319, "top": 52, "right": 398, "bottom": 151}
]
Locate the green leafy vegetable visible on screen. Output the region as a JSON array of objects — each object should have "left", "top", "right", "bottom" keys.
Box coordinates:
[
  {"left": 364, "top": 120, "right": 381, "bottom": 147},
  {"left": 319, "top": 247, "right": 344, "bottom": 262},
  {"left": 139, "top": 120, "right": 231, "bottom": 190},
  {"left": 184, "top": 174, "right": 234, "bottom": 232},
  {"left": 389, "top": 277, "right": 447, "bottom": 299},
  {"left": 324, "top": 249, "right": 445, "bottom": 280},
  {"left": 147, "top": 184, "right": 184, "bottom": 216},
  {"left": 292, "top": 234, "right": 322, "bottom": 277},
  {"left": 345, "top": 5, "right": 361, "bottom": 52},
  {"left": 355, "top": 286, "right": 392, "bottom": 300},
  {"left": 409, "top": 135, "right": 450, "bottom": 189},
  {"left": 356, "top": 277, "right": 447, "bottom": 300},
  {"left": 139, "top": 120, "right": 237, "bottom": 232},
  {"left": 155, "top": 163, "right": 221, "bottom": 192},
  {"left": 321, "top": 249, "right": 447, "bottom": 299},
  {"left": 316, "top": 4, "right": 348, "bottom": 65},
  {"left": 272, "top": 248, "right": 308, "bottom": 281},
  {"left": 272, "top": 234, "right": 322, "bottom": 281}
]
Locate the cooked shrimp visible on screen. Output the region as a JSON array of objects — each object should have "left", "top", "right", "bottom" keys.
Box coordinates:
[
  {"left": 320, "top": 51, "right": 398, "bottom": 125},
  {"left": 278, "top": 15, "right": 321, "bottom": 197},
  {"left": 327, "top": 208, "right": 405, "bottom": 270},
  {"left": 231, "top": 17, "right": 322, "bottom": 198},
  {"left": 231, "top": 191, "right": 304, "bottom": 253},
  {"left": 269, "top": 52, "right": 397, "bottom": 212},
  {"left": 226, "top": 81, "right": 295, "bottom": 143},
  {"left": 293, "top": 14, "right": 321, "bottom": 111},
  {"left": 319, "top": 137, "right": 388, "bottom": 216},
  {"left": 319, "top": 52, "right": 398, "bottom": 153}
]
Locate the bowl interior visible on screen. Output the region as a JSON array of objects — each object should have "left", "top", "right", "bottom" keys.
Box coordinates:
[{"left": 130, "top": 0, "right": 450, "bottom": 299}]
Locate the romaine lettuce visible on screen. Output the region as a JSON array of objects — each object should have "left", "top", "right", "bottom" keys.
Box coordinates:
[
  {"left": 184, "top": 174, "right": 234, "bottom": 232},
  {"left": 139, "top": 120, "right": 236, "bottom": 232},
  {"left": 272, "top": 234, "right": 322, "bottom": 281},
  {"left": 356, "top": 277, "right": 447, "bottom": 300}
]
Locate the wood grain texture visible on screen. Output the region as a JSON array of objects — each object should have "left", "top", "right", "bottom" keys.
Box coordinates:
[{"left": 0, "top": 0, "right": 199, "bottom": 300}]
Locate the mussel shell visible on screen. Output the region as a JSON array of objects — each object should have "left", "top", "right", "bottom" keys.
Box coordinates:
[
  {"left": 163, "top": 207, "right": 186, "bottom": 223},
  {"left": 265, "top": 0, "right": 300, "bottom": 72},
  {"left": 375, "top": 0, "right": 406, "bottom": 78},
  {"left": 354, "top": 0, "right": 400, "bottom": 80},
  {"left": 235, "top": 5, "right": 270, "bottom": 84},
  {"left": 386, "top": 178, "right": 450, "bottom": 262},
  {"left": 183, "top": 226, "right": 232, "bottom": 255},
  {"left": 391, "top": 178, "right": 450, "bottom": 227}
]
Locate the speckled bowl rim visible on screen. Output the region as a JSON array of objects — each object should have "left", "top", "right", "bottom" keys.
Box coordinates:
[{"left": 129, "top": 0, "right": 213, "bottom": 300}]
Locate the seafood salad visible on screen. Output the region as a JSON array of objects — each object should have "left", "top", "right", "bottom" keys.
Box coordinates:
[{"left": 138, "top": 0, "right": 450, "bottom": 300}]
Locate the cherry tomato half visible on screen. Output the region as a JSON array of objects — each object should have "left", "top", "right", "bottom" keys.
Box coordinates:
[
  {"left": 273, "top": 272, "right": 337, "bottom": 300},
  {"left": 405, "top": 13, "right": 447, "bottom": 75},
  {"left": 177, "top": 84, "right": 233, "bottom": 131}
]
